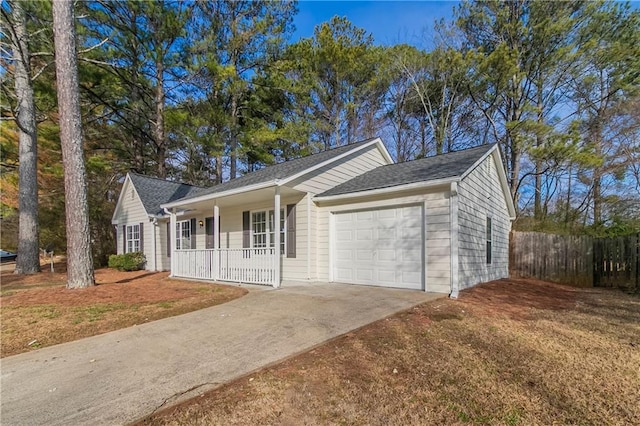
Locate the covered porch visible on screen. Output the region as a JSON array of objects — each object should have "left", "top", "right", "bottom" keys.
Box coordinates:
[
  {"left": 172, "top": 248, "right": 278, "bottom": 286},
  {"left": 163, "top": 183, "right": 305, "bottom": 288}
]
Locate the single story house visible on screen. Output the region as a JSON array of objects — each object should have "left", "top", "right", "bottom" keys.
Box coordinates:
[{"left": 112, "top": 137, "right": 515, "bottom": 297}]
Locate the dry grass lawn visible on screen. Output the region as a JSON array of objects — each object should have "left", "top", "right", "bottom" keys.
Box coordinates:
[
  {"left": 140, "top": 279, "right": 640, "bottom": 426},
  {"left": 1, "top": 266, "right": 247, "bottom": 358}
]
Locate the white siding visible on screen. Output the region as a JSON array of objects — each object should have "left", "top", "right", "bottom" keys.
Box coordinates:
[
  {"left": 112, "top": 179, "right": 154, "bottom": 271},
  {"left": 155, "top": 220, "right": 171, "bottom": 271},
  {"left": 315, "top": 188, "right": 451, "bottom": 293},
  {"left": 457, "top": 153, "right": 512, "bottom": 289},
  {"left": 290, "top": 146, "right": 388, "bottom": 194}
]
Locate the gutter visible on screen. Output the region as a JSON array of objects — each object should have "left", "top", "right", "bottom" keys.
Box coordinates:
[
  {"left": 313, "top": 177, "right": 458, "bottom": 203},
  {"left": 161, "top": 180, "right": 277, "bottom": 209}
]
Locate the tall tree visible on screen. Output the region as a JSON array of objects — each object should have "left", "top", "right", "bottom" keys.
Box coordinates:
[
  {"left": 82, "top": 0, "right": 190, "bottom": 177},
  {"left": 286, "top": 16, "right": 384, "bottom": 150},
  {"left": 571, "top": 1, "right": 640, "bottom": 226},
  {"left": 2, "top": 0, "right": 40, "bottom": 273},
  {"left": 457, "top": 0, "right": 536, "bottom": 208},
  {"left": 191, "top": 0, "right": 297, "bottom": 179},
  {"left": 52, "top": 0, "right": 94, "bottom": 288}
]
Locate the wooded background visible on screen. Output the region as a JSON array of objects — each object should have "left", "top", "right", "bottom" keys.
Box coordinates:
[{"left": 1, "top": 0, "right": 639, "bottom": 266}]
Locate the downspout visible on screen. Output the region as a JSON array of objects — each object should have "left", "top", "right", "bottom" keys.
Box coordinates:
[{"left": 450, "top": 181, "right": 460, "bottom": 298}]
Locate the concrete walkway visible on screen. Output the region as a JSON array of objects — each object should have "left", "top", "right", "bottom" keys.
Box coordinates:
[{"left": 1, "top": 283, "right": 443, "bottom": 425}]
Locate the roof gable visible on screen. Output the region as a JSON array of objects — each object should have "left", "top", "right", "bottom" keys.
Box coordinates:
[
  {"left": 165, "top": 137, "right": 389, "bottom": 206},
  {"left": 126, "top": 173, "right": 206, "bottom": 216},
  {"left": 318, "top": 144, "right": 496, "bottom": 197}
]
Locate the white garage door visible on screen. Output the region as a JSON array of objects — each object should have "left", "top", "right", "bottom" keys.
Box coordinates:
[{"left": 333, "top": 205, "right": 424, "bottom": 290}]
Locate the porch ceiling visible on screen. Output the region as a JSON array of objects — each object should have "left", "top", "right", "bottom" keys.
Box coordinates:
[{"left": 174, "top": 185, "right": 303, "bottom": 215}]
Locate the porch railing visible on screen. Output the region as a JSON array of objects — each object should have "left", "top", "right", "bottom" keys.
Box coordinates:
[{"left": 172, "top": 248, "right": 278, "bottom": 286}]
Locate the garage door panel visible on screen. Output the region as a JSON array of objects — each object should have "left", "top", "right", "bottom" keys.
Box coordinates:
[
  {"left": 336, "top": 230, "right": 353, "bottom": 242},
  {"left": 356, "top": 249, "right": 374, "bottom": 261},
  {"left": 335, "top": 267, "right": 353, "bottom": 281},
  {"left": 356, "top": 229, "right": 373, "bottom": 241},
  {"left": 336, "top": 212, "right": 353, "bottom": 222},
  {"left": 377, "top": 208, "right": 397, "bottom": 219},
  {"left": 377, "top": 228, "right": 396, "bottom": 241},
  {"left": 378, "top": 248, "right": 396, "bottom": 260},
  {"left": 333, "top": 205, "right": 424, "bottom": 290},
  {"left": 401, "top": 248, "right": 422, "bottom": 262},
  {"left": 356, "top": 211, "right": 373, "bottom": 221},
  {"left": 356, "top": 268, "right": 373, "bottom": 282},
  {"left": 336, "top": 249, "right": 353, "bottom": 260}
]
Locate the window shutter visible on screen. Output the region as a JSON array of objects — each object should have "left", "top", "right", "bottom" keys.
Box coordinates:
[
  {"left": 139, "top": 222, "right": 144, "bottom": 253},
  {"left": 242, "top": 211, "right": 250, "bottom": 248},
  {"left": 205, "top": 217, "right": 214, "bottom": 249},
  {"left": 286, "top": 204, "right": 296, "bottom": 258},
  {"left": 122, "top": 225, "right": 126, "bottom": 253},
  {"left": 190, "top": 218, "right": 197, "bottom": 249},
  {"left": 166, "top": 222, "right": 171, "bottom": 257}
]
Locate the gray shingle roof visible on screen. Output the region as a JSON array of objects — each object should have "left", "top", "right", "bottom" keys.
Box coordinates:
[
  {"left": 174, "top": 137, "right": 379, "bottom": 203},
  {"left": 318, "top": 144, "right": 495, "bottom": 197},
  {"left": 128, "top": 172, "right": 207, "bottom": 216}
]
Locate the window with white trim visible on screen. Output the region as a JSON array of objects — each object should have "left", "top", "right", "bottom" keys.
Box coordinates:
[
  {"left": 252, "top": 211, "right": 268, "bottom": 248},
  {"left": 126, "top": 224, "right": 140, "bottom": 253},
  {"left": 486, "top": 217, "right": 492, "bottom": 264},
  {"left": 269, "top": 210, "right": 286, "bottom": 255},
  {"left": 175, "top": 220, "right": 191, "bottom": 250},
  {"left": 251, "top": 209, "right": 285, "bottom": 254}
]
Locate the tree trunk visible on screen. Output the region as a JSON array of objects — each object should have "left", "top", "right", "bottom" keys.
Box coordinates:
[
  {"left": 52, "top": 0, "right": 95, "bottom": 288},
  {"left": 10, "top": 0, "right": 41, "bottom": 274},
  {"left": 154, "top": 57, "right": 166, "bottom": 178},
  {"left": 229, "top": 92, "right": 238, "bottom": 179}
]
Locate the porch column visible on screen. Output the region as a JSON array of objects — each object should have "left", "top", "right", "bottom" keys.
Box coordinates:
[
  {"left": 213, "top": 202, "right": 220, "bottom": 281},
  {"left": 169, "top": 208, "right": 176, "bottom": 277},
  {"left": 274, "top": 186, "right": 281, "bottom": 288},
  {"left": 213, "top": 203, "right": 220, "bottom": 249}
]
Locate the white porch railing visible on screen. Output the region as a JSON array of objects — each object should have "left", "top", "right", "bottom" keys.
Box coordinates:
[{"left": 172, "top": 248, "right": 278, "bottom": 286}]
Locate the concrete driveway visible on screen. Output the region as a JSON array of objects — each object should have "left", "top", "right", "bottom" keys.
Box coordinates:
[{"left": 1, "top": 282, "right": 443, "bottom": 425}]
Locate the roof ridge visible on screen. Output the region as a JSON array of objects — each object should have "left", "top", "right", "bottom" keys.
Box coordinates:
[{"left": 128, "top": 171, "right": 204, "bottom": 189}]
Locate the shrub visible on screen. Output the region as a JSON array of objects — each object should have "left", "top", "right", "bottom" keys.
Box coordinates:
[{"left": 108, "top": 252, "right": 146, "bottom": 271}]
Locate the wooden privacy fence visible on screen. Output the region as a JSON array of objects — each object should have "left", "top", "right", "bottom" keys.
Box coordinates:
[
  {"left": 510, "top": 231, "right": 640, "bottom": 292},
  {"left": 510, "top": 231, "right": 593, "bottom": 287},
  {"left": 593, "top": 233, "right": 639, "bottom": 292}
]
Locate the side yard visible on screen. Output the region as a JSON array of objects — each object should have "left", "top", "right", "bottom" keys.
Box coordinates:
[
  {"left": 0, "top": 266, "right": 247, "bottom": 358},
  {"left": 140, "top": 279, "right": 640, "bottom": 426}
]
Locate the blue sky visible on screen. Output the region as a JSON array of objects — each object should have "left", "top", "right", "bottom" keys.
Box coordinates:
[{"left": 292, "top": 1, "right": 459, "bottom": 47}]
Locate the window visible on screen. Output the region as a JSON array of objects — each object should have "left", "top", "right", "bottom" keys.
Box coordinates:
[
  {"left": 126, "top": 224, "right": 140, "bottom": 253},
  {"left": 269, "top": 210, "right": 286, "bottom": 255},
  {"left": 486, "top": 217, "right": 492, "bottom": 264},
  {"left": 251, "top": 209, "right": 285, "bottom": 254},
  {"left": 252, "top": 211, "right": 267, "bottom": 248},
  {"left": 175, "top": 220, "right": 191, "bottom": 250}
]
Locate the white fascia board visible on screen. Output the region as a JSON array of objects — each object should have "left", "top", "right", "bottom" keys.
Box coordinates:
[
  {"left": 459, "top": 144, "right": 497, "bottom": 181},
  {"left": 160, "top": 180, "right": 277, "bottom": 209},
  {"left": 112, "top": 173, "right": 152, "bottom": 223},
  {"left": 458, "top": 144, "right": 516, "bottom": 220},
  {"left": 313, "top": 177, "right": 458, "bottom": 203},
  {"left": 111, "top": 174, "right": 131, "bottom": 223},
  {"left": 280, "top": 138, "right": 384, "bottom": 186},
  {"left": 492, "top": 149, "right": 517, "bottom": 219},
  {"left": 375, "top": 138, "right": 394, "bottom": 164}
]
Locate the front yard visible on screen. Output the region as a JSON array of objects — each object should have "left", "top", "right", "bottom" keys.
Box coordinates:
[
  {"left": 140, "top": 279, "right": 640, "bottom": 425},
  {"left": 0, "top": 267, "right": 247, "bottom": 358}
]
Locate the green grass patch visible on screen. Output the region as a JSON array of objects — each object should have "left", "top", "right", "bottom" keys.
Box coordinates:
[{"left": 73, "top": 303, "right": 128, "bottom": 323}]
